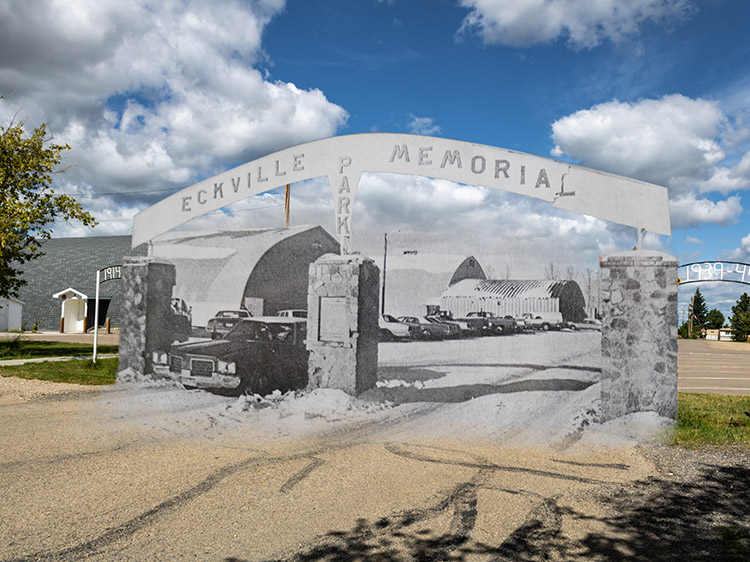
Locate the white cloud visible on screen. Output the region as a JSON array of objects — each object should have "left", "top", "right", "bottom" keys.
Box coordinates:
[
  {"left": 551, "top": 94, "right": 750, "bottom": 228},
  {"left": 408, "top": 115, "right": 442, "bottom": 136},
  {"left": 669, "top": 194, "right": 742, "bottom": 229},
  {"left": 728, "top": 232, "right": 750, "bottom": 261},
  {"left": 551, "top": 95, "right": 726, "bottom": 189},
  {"left": 685, "top": 235, "right": 704, "bottom": 245},
  {"left": 0, "top": 0, "right": 347, "bottom": 232},
  {"left": 458, "top": 0, "right": 693, "bottom": 49}
]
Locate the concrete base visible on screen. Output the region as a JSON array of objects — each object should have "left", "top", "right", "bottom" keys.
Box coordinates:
[{"left": 600, "top": 250, "right": 679, "bottom": 421}]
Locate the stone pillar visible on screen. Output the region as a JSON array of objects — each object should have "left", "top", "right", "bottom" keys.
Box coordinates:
[
  {"left": 600, "top": 250, "right": 679, "bottom": 421},
  {"left": 119, "top": 257, "right": 177, "bottom": 378},
  {"left": 306, "top": 254, "right": 380, "bottom": 395}
]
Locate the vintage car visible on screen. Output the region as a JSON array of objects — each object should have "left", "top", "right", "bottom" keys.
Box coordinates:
[
  {"left": 379, "top": 314, "right": 414, "bottom": 340},
  {"left": 162, "top": 316, "right": 308, "bottom": 396},
  {"left": 565, "top": 318, "right": 602, "bottom": 331},
  {"left": 521, "top": 312, "right": 564, "bottom": 331},
  {"left": 462, "top": 311, "right": 517, "bottom": 335},
  {"left": 277, "top": 309, "right": 307, "bottom": 318},
  {"left": 206, "top": 309, "right": 251, "bottom": 339},
  {"left": 397, "top": 316, "right": 451, "bottom": 339},
  {"left": 426, "top": 311, "right": 475, "bottom": 337}
]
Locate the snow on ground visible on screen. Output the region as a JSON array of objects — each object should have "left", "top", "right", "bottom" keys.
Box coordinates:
[{"left": 103, "top": 331, "right": 672, "bottom": 448}]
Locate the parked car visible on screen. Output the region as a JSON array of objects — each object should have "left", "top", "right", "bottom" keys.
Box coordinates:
[
  {"left": 160, "top": 316, "right": 308, "bottom": 395},
  {"left": 379, "top": 314, "right": 414, "bottom": 340},
  {"left": 426, "top": 311, "right": 474, "bottom": 337},
  {"left": 206, "top": 309, "right": 251, "bottom": 339},
  {"left": 397, "top": 316, "right": 451, "bottom": 339},
  {"left": 565, "top": 318, "right": 602, "bottom": 331},
  {"left": 463, "top": 311, "right": 517, "bottom": 335},
  {"left": 278, "top": 309, "right": 307, "bottom": 318},
  {"left": 522, "top": 312, "right": 564, "bottom": 331}
]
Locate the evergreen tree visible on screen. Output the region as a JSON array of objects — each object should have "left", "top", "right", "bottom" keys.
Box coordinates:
[
  {"left": 705, "top": 309, "right": 725, "bottom": 330},
  {"left": 691, "top": 288, "right": 708, "bottom": 331},
  {"left": 729, "top": 293, "right": 750, "bottom": 342}
]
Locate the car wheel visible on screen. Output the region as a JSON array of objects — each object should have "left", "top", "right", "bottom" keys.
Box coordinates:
[
  {"left": 421, "top": 328, "right": 432, "bottom": 339},
  {"left": 542, "top": 323, "right": 550, "bottom": 331},
  {"left": 569, "top": 324, "right": 577, "bottom": 331}
]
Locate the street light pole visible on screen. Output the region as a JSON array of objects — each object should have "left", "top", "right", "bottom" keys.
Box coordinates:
[{"left": 381, "top": 233, "right": 387, "bottom": 315}]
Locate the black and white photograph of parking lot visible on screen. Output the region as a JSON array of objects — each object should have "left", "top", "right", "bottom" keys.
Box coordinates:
[{"left": 115, "top": 172, "right": 656, "bottom": 450}]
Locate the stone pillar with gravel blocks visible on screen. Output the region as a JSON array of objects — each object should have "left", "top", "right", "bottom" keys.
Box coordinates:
[
  {"left": 306, "top": 254, "right": 380, "bottom": 395},
  {"left": 600, "top": 250, "right": 679, "bottom": 422},
  {"left": 119, "top": 257, "right": 177, "bottom": 379}
]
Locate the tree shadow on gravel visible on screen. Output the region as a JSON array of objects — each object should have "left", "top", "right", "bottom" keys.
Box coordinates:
[{"left": 225, "top": 463, "right": 749, "bottom": 562}]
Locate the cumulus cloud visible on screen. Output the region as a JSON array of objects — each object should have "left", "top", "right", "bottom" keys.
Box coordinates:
[
  {"left": 669, "top": 194, "right": 742, "bottom": 229},
  {"left": 458, "top": 0, "right": 693, "bottom": 49},
  {"left": 728, "top": 232, "right": 750, "bottom": 261},
  {"left": 0, "top": 0, "right": 347, "bottom": 235},
  {"left": 551, "top": 94, "right": 749, "bottom": 228}
]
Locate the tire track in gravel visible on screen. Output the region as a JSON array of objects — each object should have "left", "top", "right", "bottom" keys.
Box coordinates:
[{"left": 3, "top": 398, "right": 622, "bottom": 562}]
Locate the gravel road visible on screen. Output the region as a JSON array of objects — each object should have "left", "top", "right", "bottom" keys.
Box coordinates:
[{"left": 1, "top": 332, "right": 747, "bottom": 561}]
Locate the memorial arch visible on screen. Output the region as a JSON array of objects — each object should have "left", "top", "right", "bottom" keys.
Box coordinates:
[
  {"left": 123, "top": 133, "right": 677, "bottom": 424},
  {"left": 131, "top": 133, "right": 670, "bottom": 252}
]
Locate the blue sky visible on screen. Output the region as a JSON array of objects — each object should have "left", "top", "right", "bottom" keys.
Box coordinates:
[{"left": 2, "top": 0, "right": 750, "bottom": 319}]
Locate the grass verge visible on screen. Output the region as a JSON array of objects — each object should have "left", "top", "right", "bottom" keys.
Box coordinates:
[
  {"left": 0, "top": 337, "right": 119, "bottom": 360},
  {"left": 674, "top": 392, "right": 750, "bottom": 450},
  {"left": 0, "top": 357, "right": 118, "bottom": 386}
]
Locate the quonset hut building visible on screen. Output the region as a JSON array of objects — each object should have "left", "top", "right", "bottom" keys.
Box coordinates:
[
  {"left": 13, "top": 226, "right": 339, "bottom": 333},
  {"left": 441, "top": 271, "right": 587, "bottom": 322}
]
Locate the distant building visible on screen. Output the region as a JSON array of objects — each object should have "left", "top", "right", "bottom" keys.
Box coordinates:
[
  {"left": 151, "top": 225, "right": 339, "bottom": 326},
  {"left": 441, "top": 278, "right": 587, "bottom": 322},
  {"left": 17, "top": 236, "right": 147, "bottom": 333},
  {"left": 15, "top": 226, "right": 339, "bottom": 333}
]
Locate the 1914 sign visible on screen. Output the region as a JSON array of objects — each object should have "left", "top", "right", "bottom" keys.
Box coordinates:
[{"left": 679, "top": 261, "right": 750, "bottom": 286}]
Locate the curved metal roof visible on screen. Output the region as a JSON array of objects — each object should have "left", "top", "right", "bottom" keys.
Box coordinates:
[{"left": 443, "top": 278, "right": 576, "bottom": 299}]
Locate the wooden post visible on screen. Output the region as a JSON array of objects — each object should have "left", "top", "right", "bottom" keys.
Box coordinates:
[
  {"left": 106, "top": 317, "right": 111, "bottom": 334},
  {"left": 284, "top": 184, "right": 290, "bottom": 227}
]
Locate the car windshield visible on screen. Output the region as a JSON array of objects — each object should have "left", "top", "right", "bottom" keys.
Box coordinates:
[{"left": 218, "top": 310, "right": 247, "bottom": 318}]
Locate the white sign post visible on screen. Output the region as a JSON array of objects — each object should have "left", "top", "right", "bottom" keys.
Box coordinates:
[{"left": 93, "top": 265, "right": 122, "bottom": 363}]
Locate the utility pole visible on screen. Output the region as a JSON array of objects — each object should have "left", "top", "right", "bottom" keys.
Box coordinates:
[
  {"left": 688, "top": 294, "right": 695, "bottom": 338},
  {"left": 381, "top": 233, "right": 387, "bottom": 315}
]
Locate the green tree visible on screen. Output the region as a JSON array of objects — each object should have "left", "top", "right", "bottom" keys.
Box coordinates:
[
  {"left": 0, "top": 120, "right": 97, "bottom": 298},
  {"left": 729, "top": 293, "right": 750, "bottom": 342},
  {"left": 690, "top": 288, "right": 708, "bottom": 332},
  {"left": 705, "top": 308, "right": 725, "bottom": 330}
]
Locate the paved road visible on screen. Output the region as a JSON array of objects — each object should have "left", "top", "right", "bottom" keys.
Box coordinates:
[{"left": 678, "top": 339, "right": 750, "bottom": 395}]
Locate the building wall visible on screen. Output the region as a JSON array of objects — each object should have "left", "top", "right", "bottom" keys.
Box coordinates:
[
  {"left": 243, "top": 227, "right": 340, "bottom": 315},
  {"left": 17, "top": 236, "right": 147, "bottom": 331},
  {"left": 441, "top": 294, "right": 560, "bottom": 318}
]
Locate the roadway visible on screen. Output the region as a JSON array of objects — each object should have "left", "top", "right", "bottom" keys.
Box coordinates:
[{"left": 677, "top": 339, "right": 750, "bottom": 396}]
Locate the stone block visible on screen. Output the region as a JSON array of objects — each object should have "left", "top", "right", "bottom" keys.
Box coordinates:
[
  {"left": 600, "top": 250, "right": 678, "bottom": 421},
  {"left": 306, "top": 254, "right": 380, "bottom": 395}
]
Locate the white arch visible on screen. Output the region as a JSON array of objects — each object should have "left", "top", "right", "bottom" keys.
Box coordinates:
[{"left": 132, "top": 133, "right": 671, "bottom": 251}]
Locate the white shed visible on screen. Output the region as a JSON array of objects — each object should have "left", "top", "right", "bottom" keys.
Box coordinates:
[{"left": 0, "top": 297, "right": 25, "bottom": 331}]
